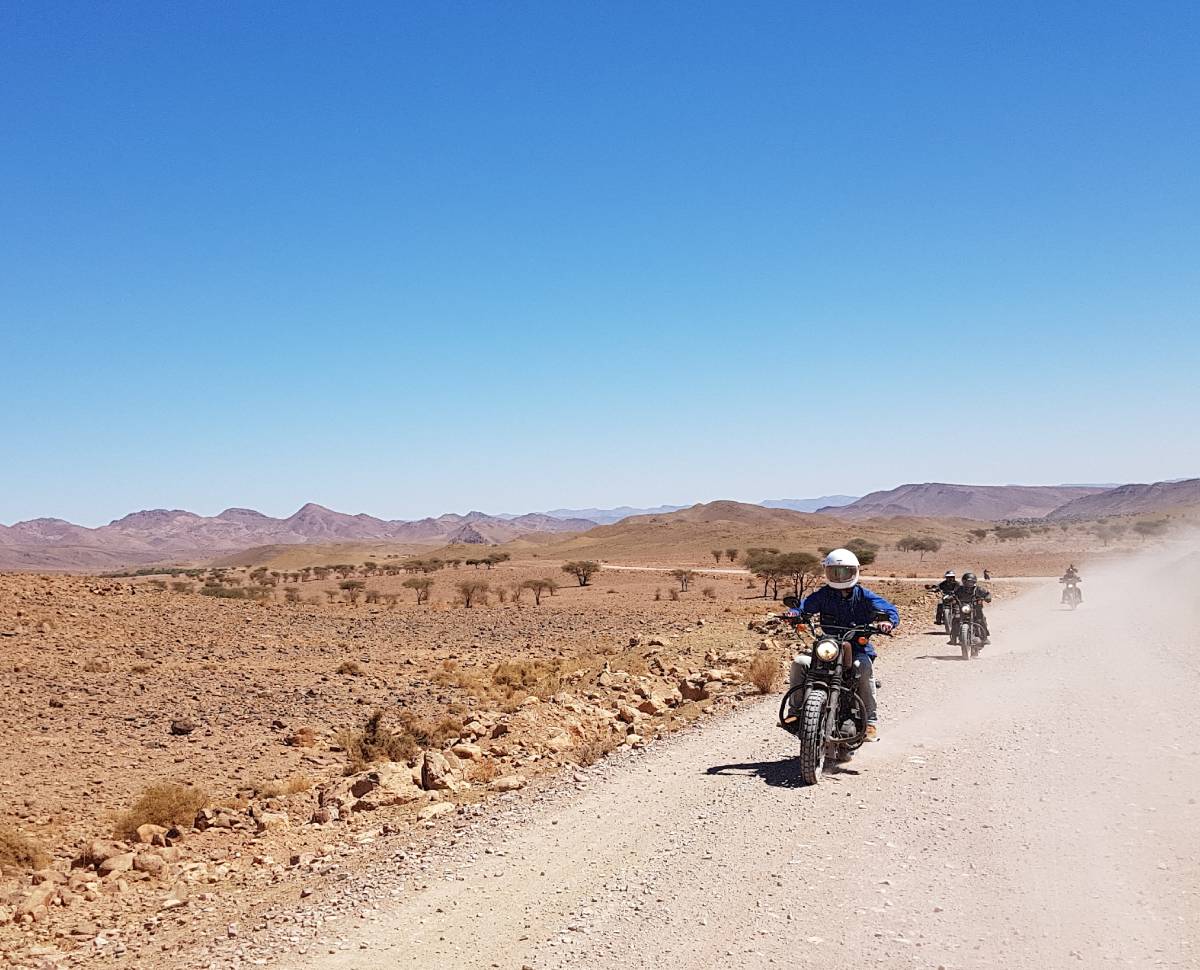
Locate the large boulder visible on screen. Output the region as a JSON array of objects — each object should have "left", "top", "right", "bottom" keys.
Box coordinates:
[{"left": 420, "top": 750, "right": 463, "bottom": 791}]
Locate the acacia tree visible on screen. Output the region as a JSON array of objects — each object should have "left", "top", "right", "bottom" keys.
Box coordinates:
[
  {"left": 339, "top": 579, "right": 366, "bottom": 604},
  {"left": 521, "top": 578, "right": 556, "bottom": 605},
  {"left": 669, "top": 568, "right": 696, "bottom": 592},
  {"left": 776, "top": 552, "right": 821, "bottom": 598},
  {"left": 725, "top": 548, "right": 738, "bottom": 563},
  {"left": 402, "top": 576, "right": 434, "bottom": 604},
  {"left": 562, "top": 561, "right": 600, "bottom": 587},
  {"left": 711, "top": 550, "right": 723, "bottom": 564},
  {"left": 1132, "top": 520, "right": 1167, "bottom": 541},
  {"left": 455, "top": 579, "right": 489, "bottom": 608}
]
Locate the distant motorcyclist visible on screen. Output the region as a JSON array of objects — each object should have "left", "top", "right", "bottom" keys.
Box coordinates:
[
  {"left": 949, "top": 571, "right": 992, "bottom": 646},
  {"left": 983, "top": 569, "right": 992, "bottom": 581},
  {"left": 1060, "top": 564, "right": 1082, "bottom": 603},
  {"left": 924, "top": 571, "right": 957, "bottom": 625},
  {"left": 782, "top": 549, "right": 898, "bottom": 742}
]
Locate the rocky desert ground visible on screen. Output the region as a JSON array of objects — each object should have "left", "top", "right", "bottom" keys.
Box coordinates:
[{"left": 0, "top": 516, "right": 1191, "bottom": 969}]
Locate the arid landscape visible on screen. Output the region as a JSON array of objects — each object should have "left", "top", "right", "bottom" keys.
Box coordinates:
[{"left": 2, "top": 482, "right": 1197, "bottom": 967}]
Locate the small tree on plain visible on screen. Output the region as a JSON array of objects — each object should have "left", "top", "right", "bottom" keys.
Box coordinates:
[
  {"left": 562, "top": 561, "right": 600, "bottom": 587},
  {"left": 669, "top": 568, "right": 696, "bottom": 592},
  {"left": 711, "top": 549, "right": 723, "bottom": 564},
  {"left": 725, "top": 548, "right": 738, "bottom": 564},
  {"left": 402, "top": 576, "right": 434, "bottom": 604},
  {"left": 520, "top": 578, "right": 556, "bottom": 606},
  {"left": 455, "top": 579, "right": 489, "bottom": 608},
  {"left": 339, "top": 579, "right": 366, "bottom": 604}
]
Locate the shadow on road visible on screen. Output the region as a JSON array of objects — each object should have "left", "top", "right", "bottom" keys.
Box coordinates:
[
  {"left": 916, "top": 653, "right": 968, "bottom": 661},
  {"left": 706, "top": 759, "right": 858, "bottom": 788}
]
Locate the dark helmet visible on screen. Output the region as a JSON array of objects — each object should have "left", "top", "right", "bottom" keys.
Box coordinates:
[{"left": 961, "top": 572, "right": 978, "bottom": 587}]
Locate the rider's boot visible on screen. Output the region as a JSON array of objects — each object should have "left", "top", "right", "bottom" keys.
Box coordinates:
[{"left": 864, "top": 723, "right": 879, "bottom": 742}]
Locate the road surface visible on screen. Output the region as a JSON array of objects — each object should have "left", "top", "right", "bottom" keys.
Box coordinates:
[{"left": 287, "top": 553, "right": 1200, "bottom": 970}]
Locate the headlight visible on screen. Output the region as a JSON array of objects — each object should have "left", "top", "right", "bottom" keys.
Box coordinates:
[
  {"left": 815, "top": 640, "right": 840, "bottom": 662},
  {"left": 961, "top": 604, "right": 973, "bottom": 614}
]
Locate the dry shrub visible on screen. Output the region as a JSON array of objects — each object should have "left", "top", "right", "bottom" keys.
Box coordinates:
[
  {"left": 254, "top": 774, "right": 314, "bottom": 798},
  {"left": 170, "top": 581, "right": 194, "bottom": 593},
  {"left": 337, "top": 711, "right": 463, "bottom": 774},
  {"left": 81, "top": 656, "right": 110, "bottom": 673},
  {"left": 668, "top": 588, "right": 680, "bottom": 602},
  {"left": 130, "top": 663, "right": 152, "bottom": 675},
  {"left": 748, "top": 655, "right": 780, "bottom": 694},
  {"left": 613, "top": 653, "right": 649, "bottom": 677},
  {"left": 0, "top": 825, "right": 51, "bottom": 871},
  {"left": 335, "top": 660, "right": 364, "bottom": 677},
  {"left": 115, "top": 782, "right": 209, "bottom": 839},
  {"left": 338, "top": 711, "right": 415, "bottom": 774},
  {"left": 701, "top": 586, "right": 717, "bottom": 601}
]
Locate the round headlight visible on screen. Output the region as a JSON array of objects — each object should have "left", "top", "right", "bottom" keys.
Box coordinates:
[
  {"left": 961, "top": 604, "right": 973, "bottom": 614},
  {"left": 815, "top": 640, "right": 840, "bottom": 662}
]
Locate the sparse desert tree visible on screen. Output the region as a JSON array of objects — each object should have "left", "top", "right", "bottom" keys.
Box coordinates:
[
  {"left": 897, "top": 536, "right": 943, "bottom": 560},
  {"left": 362, "top": 561, "right": 378, "bottom": 575},
  {"left": 725, "top": 548, "right": 738, "bottom": 563},
  {"left": 521, "top": 578, "right": 555, "bottom": 606},
  {"left": 402, "top": 576, "right": 434, "bottom": 604},
  {"left": 339, "top": 579, "right": 366, "bottom": 604},
  {"left": 669, "top": 568, "right": 696, "bottom": 592},
  {"left": 745, "top": 551, "right": 784, "bottom": 598},
  {"left": 1132, "top": 520, "right": 1168, "bottom": 541},
  {"left": 845, "top": 538, "right": 879, "bottom": 568},
  {"left": 711, "top": 549, "right": 723, "bottom": 564},
  {"left": 455, "top": 579, "right": 490, "bottom": 608},
  {"left": 562, "top": 561, "right": 601, "bottom": 587},
  {"left": 364, "top": 588, "right": 381, "bottom": 604},
  {"left": 993, "top": 526, "right": 1031, "bottom": 542},
  {"left": 324, "top": 589, "right": 339, "bottom": 604},
  {"left": 284, "top": 586, "right": 302, "bottom": 604},
  {"left": 968, "top": 528, "right": 990, "bottom": 542},
  {"left": 509, "top": 581, "right": 524, "bottom": 604},
  {"left": 776, "top": 551, "right": 822, "bottom": 598}
]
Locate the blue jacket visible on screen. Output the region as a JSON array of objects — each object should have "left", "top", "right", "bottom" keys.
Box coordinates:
[{"left": 788, "top": 584, "right": 899, "bottom": 660}]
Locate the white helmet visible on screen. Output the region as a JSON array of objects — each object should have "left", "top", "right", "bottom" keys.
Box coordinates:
[
  {"left": 822, "top": 548, "right": 860, "bottom": 589},
  {"left": 944, "top": 570, "right": 955, "bottom": 578}
]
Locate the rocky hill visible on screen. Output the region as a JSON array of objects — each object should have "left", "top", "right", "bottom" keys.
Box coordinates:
[
  {"left": 0, "top": 504, "right": 595, "bottom": 571},
  {"left": 822, "top": 483, "right": 1106, "bottom": 520},
  {"left": 1045, "top": 478, "right": 1200, "bottom": 519}
]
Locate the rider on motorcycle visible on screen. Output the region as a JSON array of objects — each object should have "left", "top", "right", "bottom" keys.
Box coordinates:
[
  {"left": 925, "top": 570, "right": 957, "bottom": 625},
  {"left": 782, "top": 549, "right": 898, "bottom": 742},
  {"left": 950, "top": 571, "right": 992, "bottom": 645},
  {"left": 1060, "top": 564, "right": 1082, "bottom": 603}
]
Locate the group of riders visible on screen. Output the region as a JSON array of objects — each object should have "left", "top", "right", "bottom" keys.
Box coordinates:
[{"left": 777, "top": 549, "right": 1084, "bottom": 745}]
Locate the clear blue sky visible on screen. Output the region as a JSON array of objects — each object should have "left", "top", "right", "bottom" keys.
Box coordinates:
[{"left": 2, "top": 1, "right": 1197, "bottom": 526}]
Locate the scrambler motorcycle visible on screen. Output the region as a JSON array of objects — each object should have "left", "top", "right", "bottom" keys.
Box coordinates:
[
  {"left": 949, "top": 599, "right": 985, "bottom": 660},
  {"left": 778, "top": 615, "right": 891, "bottom": 785},
  {"left": 1061, "top": 580, "right": 1082, "bottom": 610}
]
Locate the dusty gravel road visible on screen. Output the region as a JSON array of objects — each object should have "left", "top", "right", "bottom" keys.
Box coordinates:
[{"left": 288, "top": 553, "right": 1199, "bottom": 970}]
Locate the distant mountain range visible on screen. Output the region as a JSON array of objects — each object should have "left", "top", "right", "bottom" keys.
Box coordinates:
[
  {"left": 0, "top": 504, "right": 595, "bottom": 571},
  {"left": 761, "top": 495, "right": 860, "bottom": 513},
  {"left": 538, "top": 505, "right": 689, "bottom": 525},
  {"left": 822, "top": 483, "right": 1107, "bottom": 520},
  {"left": 3, "top": 478, "right": 1194, "bottom": 571},
  {"left": 1045, "top": 478, "right": 1200, "bottom": 520}
]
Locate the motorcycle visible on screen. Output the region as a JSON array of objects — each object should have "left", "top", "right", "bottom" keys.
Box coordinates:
[
  {"left": 949, "top": 599, "right": 986, "bottom": 660},
  {"left": 1061, "top": 579, "right": 1082, "bottom": 610},
  {"left": 925, "top": 586, "right": 955, "bottom": 635},
  {"left": 778, "top": 615, "right": 891, "bottom": 785}
]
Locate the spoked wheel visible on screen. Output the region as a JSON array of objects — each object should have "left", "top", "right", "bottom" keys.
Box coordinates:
[
  {"left": 961, "top": 625, "right": 974, "bottom": 660},
  {"left": 797, "top": 690, "right": 829, "bottom": 785}
]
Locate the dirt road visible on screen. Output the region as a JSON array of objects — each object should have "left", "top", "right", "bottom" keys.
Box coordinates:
[{"left": 287, "top": 555, "right": 1199, "bottom": 970}]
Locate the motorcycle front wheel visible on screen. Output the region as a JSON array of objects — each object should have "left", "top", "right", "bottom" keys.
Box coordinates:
[
  {"left": 797, "top": 690, "right": 829, "bottom": 785},
  {"left": 961, "top": 624, "right": 974, "bottom": 660}
]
